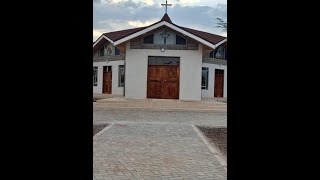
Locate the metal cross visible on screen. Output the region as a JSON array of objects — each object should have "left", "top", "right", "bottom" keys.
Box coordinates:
[
  {"left": 161, "top": 0, "right": 172, "bottom": 14},
  {"left": 160, "top": 29, "right": 170, "bottom": 44}
]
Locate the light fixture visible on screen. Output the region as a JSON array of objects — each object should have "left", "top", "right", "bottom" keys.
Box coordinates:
[{"left": 160, "top": 47, "right": 165, "bottom": 52}]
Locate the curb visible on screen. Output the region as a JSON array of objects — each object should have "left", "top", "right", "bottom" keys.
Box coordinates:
[{"left": 93, "top": 107, "right": 227, "bottom": 113}]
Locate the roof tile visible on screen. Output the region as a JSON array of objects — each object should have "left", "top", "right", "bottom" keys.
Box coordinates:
[{"left": 99, "top": 14, "right": 226, "bottom": 46}]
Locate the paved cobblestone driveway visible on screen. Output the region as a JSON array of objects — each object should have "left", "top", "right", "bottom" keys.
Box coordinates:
[
  {"left": 93, "top": 110, "right": 227, "bottom": 180},
  {"left": 93, "top": 110, "right": 227, "bottom": 127}
]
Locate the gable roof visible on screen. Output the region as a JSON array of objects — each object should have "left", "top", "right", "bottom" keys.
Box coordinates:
[
  {"left": 178, "top": 26, "right": 226, "bottom": 45},
  {"left": 93, "top": 13, "right": 226, "bottom": 49},
  {"left": 103, "top": 27, "right": 145, "bottom": 42}
]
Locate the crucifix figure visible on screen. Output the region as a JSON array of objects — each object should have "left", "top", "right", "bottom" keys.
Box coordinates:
[
  {"left": 161, "top": 0, "right": 172, "bottom": 14},
  {"left": 160, "top": 29, "right": 170, "bottom": 44}
]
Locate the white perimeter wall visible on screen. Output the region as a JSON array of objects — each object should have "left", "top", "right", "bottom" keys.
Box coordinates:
[
  {"left": 125, "top": 42, "right": 203, "bottom": 101},
  {"left": 93, "top": 60, "right": 125, "bottom": 94},
  {"left": 201, "top": 63, "right": 227, "bottom": 98}
]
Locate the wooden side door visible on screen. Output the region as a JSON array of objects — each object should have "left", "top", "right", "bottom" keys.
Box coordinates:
[
  {"left": 103, "top": 66, "right": 112, "bottom": 94},
  {"left": 214, "top": 69, "right": 224, "bottom": 97}
]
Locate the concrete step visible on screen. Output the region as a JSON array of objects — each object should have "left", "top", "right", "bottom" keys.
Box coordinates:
[
  {"left": 93, "top": 106, "right": 227, "bottom": 113},
  {"left": 94, "top": 105, "right": 226, "bottom": 109},
  {"left": 96, "top": 98, "right": 226, "bottom": 104},
  {"left": 93, "top": 103, "right": 227, "bottom": 112},
  {"left": 96, "top": 99, "right": 226, "bottom": 106},
  {"left": 94, "top": 97, "right": 227, "bottom": 112},
  {"left": 96, "top": 102, "right": 227, "bottom": 107},
  {"left": 95, "top": 102, "right": 226, "bottom": 107}
]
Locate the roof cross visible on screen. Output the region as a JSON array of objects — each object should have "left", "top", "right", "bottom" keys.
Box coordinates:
[{"left": 161, "top": 0, "right": 172, "bottom": 14}]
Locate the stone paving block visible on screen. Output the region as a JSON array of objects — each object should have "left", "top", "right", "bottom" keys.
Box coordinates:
[
  {"left": 93, "top": 110, "right": 227, "bottom": 127},
  {"left": 93, "top": 109, "right": 227, "bottom": 180},
  {"left": 93, "top": 121, "right": 227, "bottom": 180}
]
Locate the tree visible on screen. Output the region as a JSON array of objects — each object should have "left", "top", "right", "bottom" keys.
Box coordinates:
[{"left": 216, "top": 18, "right": 227, "bottom": 32}]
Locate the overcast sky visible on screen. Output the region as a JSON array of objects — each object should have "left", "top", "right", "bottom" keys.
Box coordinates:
[{"left": 93, "top": 0, "right": 227, "bottom": 41}]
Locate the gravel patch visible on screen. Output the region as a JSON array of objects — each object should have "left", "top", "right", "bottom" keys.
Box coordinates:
[
  {"left": 197, "top": 126, "right": 227, "bottom": 158},
  {"left": 93, "top": 123, "right": 108, "bottom": 136}
]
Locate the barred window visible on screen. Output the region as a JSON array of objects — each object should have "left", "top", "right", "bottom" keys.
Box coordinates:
[
  {"left": 118, "top": 65, "right": 125, "bottom": 87},
  {"left": 93, "top": 67, "right": 98, "bottom": 86},
  {"left": 202, "top": 67, "right": 209, "bottom": 90}
]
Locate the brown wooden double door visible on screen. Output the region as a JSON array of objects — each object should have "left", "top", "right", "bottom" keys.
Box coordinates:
[
  {"left": 147, "top": 65, "right": 179, "bottom": 99},
  {"left": 214, "top": 69, "right": 224, "bottom": 97},
  {"left": 103, "top": 66, "right": 112, "bottom": 94}
]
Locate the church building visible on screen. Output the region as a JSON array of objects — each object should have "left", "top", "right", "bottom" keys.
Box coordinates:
[{"left": 93, "top": 11, "right": 227, "bottom": 101}]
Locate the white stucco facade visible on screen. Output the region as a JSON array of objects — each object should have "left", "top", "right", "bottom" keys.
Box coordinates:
[
  {"left": 125, "top": 42, "right": 203, "bottom": 101},
  {"left": 93, "top": 60, "right": 125, "bottom": 94},
  {"left": 201, "top": 63, "right": 227, "bottom": 98}
]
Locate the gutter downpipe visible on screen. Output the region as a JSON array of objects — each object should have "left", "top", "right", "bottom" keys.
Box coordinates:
[{"left": 123, "top": 60, "right": 126, "bottom": 97}]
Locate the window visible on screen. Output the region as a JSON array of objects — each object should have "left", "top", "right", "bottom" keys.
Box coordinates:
[
  {"left": 154, "top": 29, "right": 175, "bottom": 44},
  {"left": 118, "top": 65, "right": 125, "bottom": 87},
  {"left": 106, "top": 47, "right": 112, "bottom": 55},
  {"left": 143, "top": 34, "right": 154, "bottom": 44},
  {"left": 93, "top": 67, "right": 98, "bottom": 86},
  {"left": 209, "top": 51, "right": 214, "bottom": 58},
  {"left": 103, "top": 66, "right": 112, "bottom": 72},
  {"left": 215, "top": 69, "right": 224, "bottom": 75},
  {"left": 148, "top": 56, "right": 180, "bottom": 65},
  {"left": 202, "top": 67, "right": 209, "bottom": 90},
  {"left": 115, "top": 47, "right": 120, "bottom": 55},
  {"left": 209, "top": 46, "right": 226, "bottom": 59},
  {"left": 214, "top": 46, "right": 225, "bottom": 59},
  {"left": 98, "top": 47, "right": 104, "bottom": 57},
  {"left": 176, "top": 35, "right": 186, "bottom": 45}
]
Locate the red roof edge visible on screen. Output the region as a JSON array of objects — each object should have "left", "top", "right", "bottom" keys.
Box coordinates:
[
  {"left": 160, "top": 13, "right": 172, "bottom": 23},
  {"left": 96, "top": 13, "right": 226, "bottom": 47}
]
